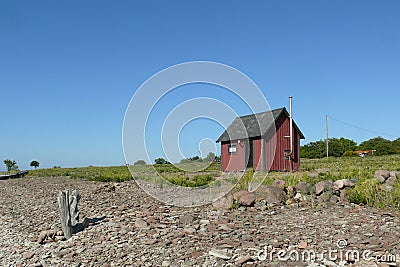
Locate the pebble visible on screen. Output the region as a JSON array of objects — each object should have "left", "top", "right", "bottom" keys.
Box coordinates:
[
  {"left": 235, "top": 255, "right": 253, "bottom": 265},
  {"left": 0, "top": 176, "right": 399, "bottom": 266},
  {"left": 22, "top": 252, "right": 34, "bottom": 260},
  {"left": 208, "top": 248, "right": 231, "bottom": 260}
]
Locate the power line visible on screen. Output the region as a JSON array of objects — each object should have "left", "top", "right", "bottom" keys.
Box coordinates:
[{"left": 327, "top": 115, "right": 397, "bottom": 139}]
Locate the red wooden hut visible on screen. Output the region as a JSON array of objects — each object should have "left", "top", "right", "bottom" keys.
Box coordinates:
[{"left": 216, "top": 107, "right": 305, "bottom": 172}]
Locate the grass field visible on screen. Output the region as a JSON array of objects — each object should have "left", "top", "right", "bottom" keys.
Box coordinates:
[
  {"left": 28, "top": 162, "right": 222, "bottom": 186},
  {"left": 28, "top": 155, "right": 400, "bottom": 210}
]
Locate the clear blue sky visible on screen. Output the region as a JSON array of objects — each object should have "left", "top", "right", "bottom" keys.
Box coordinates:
[{"left": 1, "top": 1, "right": 399, "bottom": 170}]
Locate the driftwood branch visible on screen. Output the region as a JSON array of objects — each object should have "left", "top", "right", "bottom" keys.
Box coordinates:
[{"left": 58, "top": 190, "right": 89, "bottom": 239}]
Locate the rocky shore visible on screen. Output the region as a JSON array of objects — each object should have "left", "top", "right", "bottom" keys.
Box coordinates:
[{"left": 1, "top": 176, "right": 400, "bottom": 266}]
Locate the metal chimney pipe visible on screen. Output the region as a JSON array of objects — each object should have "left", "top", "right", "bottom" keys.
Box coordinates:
[{"left": 289, "top": 96, "right": 293, "bottom": 155}]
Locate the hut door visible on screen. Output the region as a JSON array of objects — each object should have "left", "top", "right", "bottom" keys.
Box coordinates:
[{"left": 247, "top": 139, "right": 254, "bottom": 168}]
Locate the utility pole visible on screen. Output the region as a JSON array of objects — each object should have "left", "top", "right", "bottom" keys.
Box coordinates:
[{"left": 326, "top": 114, "right": 329, "bottom": 158}]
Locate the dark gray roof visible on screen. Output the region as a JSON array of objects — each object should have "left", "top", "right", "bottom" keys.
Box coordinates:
[{"left": 216, "top": 107, "right": 304, "bottom": 142}]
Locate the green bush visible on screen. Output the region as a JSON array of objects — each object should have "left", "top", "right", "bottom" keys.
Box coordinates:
[
  {"left": 134, "top": 160, "right": 147, "bottom": 166},
  {"left": 343, "top": 151, "right": 356, "bottom": 157}
]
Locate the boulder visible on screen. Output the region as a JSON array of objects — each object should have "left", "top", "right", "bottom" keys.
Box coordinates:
[
  {"left": 295, "top": 182, "right": 314, "bottom": 195},
  {"left": 212, "top": 194, "right": 233, "bottom": 210},
  {"left": 374, "top": 176, "right": 386, "bottom": 184},
  {"left": 256, "top": 185, "right": 287, "bottom": 204},
  {"left": 232, "top": 190, "right": 256, "bottom": 207},
  {"left": 385, "top": 177, "right": 397, "bottom": 187},
  {"left": 333, "top": 179, "right": 354, "bottom": 191},
  {"left": 340, "top": 188, "right": 350, "bottom": 203},
  {"left": 333, "top": 179, "right": 345, "bottom": 190},
  {"left": 318, "top": 191, "right": 333, "bottom": 203},
  {"left": 343, "top": 179, "right": 355, "bottom": 187},
  {"left": 381, "top": 185, "right": 394, "bottom": 192},
  {"left": 272, "top": 180, "right": 286, "bottom": 190},
  {"left": 329, "top": 195, "right": 339, "bottom": 204},
  {"left": 315, "top": 180, "right": 333, "bottom": 195},
  {"left": 374, "top": 170, "right": 390, "bottom": 180}
]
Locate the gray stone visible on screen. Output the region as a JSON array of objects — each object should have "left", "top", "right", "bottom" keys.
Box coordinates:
[
  {"left": 235, "top": 255, "right": 253, "bottom": 265},
  {"left": 208, "top": 248, "right": 230, "bottom": 260},
  {"left": 386, "top": 177, "right": 397, "bottom": 187},
  {"left": 340, "top": 188, "right": 350, "bottom": 202},
  {"left": 232, "top": 190, "right": 256, "bottom": 207},
  {"left": 184, "top": 227, "right": 196, "bottom": 234},
  {"left": 381, "top": 185, "right": 394, "bottom": 192},
  {"left": 333, "top": 179, "right": 354, "bottom": 191},
  {"left": 315, "top": 180, "right": 333, "bottom": 195},
  {"left": 295, "top": 182, "right": 314, "bottom": 195},
  {"left": 322, "top": 259, "right": 338, "bottom": 266},
  {"left": 272, "top": 180, "right": 286, "bottom": 190},
  {"left": 256, "top": 185, "right": 287, "bottom": 204},
  {"left": 329, "top": 195, "right": 339, "bottom": 204},
  {"left": 212, "top": 194, "right": 233, "bottom": 210},
  {"left": 318, "top": 191, "right": 333, "bottom": 203},
  {"left": 135, "top": 218, "right": 148, "bottom": 228},
  {"left": 342, "top": 179, "right": 355, "bottom": 187},
  {"left": 22, "top": 252, "right": 35, "bottom": 260},
  {"left": 199, "top": 219, "right": 210, "bottom": 225},
  {"left": 375, "top": 170, "right": 390, "bottom": 180},
  {"left": 374, "top": 176, "right": 386, "bottom": 184},
  {"left": 179, "top": 214, "right": 195, "bottom": 225},
  {"left": 162, "top": 261, "right": 171, "bottom": 267}
]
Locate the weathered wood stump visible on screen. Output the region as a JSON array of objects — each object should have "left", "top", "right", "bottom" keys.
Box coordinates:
[{"left": 58, "top": 190, "right": 89, "bottom": 239}]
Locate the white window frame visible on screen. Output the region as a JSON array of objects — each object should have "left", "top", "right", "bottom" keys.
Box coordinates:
[{"left": 228, "top": 143, "right": 237, "bottom": 154}]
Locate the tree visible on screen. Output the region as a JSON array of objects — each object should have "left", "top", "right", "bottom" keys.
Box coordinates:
[
  {"left": 343, "top": 151, "right": 356, "bottom": 157},
  {"left": 358, "top": 137, "right": 395, "bottom": 156},
  {"left": 30, "top": 160, "right": 40, "bottom": 169},
  {"left": 300, "top": 140, "right": 326, "bottom": 158},
  {"left": 326, "top": 138, "right": 345, "bottom": 157},
  {"left": 392, "top": 138, "right": 400, "bottom": 154},
  {"left": 180, "top": 155, "right": 203, "bottom": 163},
  {"left": 3, "top": 159, "right": 18, "bottom": 172},
  {"left": 190, "top": 156, "right": 200, "bottom": 161},
  {"left": 134, "top": 160, "right": 146, "bottom": 166},
  {"left": 300, "top": 137, "right": 357, "bottom": 158},
  {"left": 154, "top": 158, "right": 167, "bottom": 164},
  {"left": 205, "top": 152, "right": 216, "bottom": 161},
  {"left": 338, "top": 137, "right": 357, "bottom": 152}
]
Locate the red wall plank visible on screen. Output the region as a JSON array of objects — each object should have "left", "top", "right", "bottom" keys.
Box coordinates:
[
  {"left": 253, "top": 138, "right": 262, "bottom": 171},
  {"left": 221, "top": 141, "right": 246, "bottom": 171}
]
